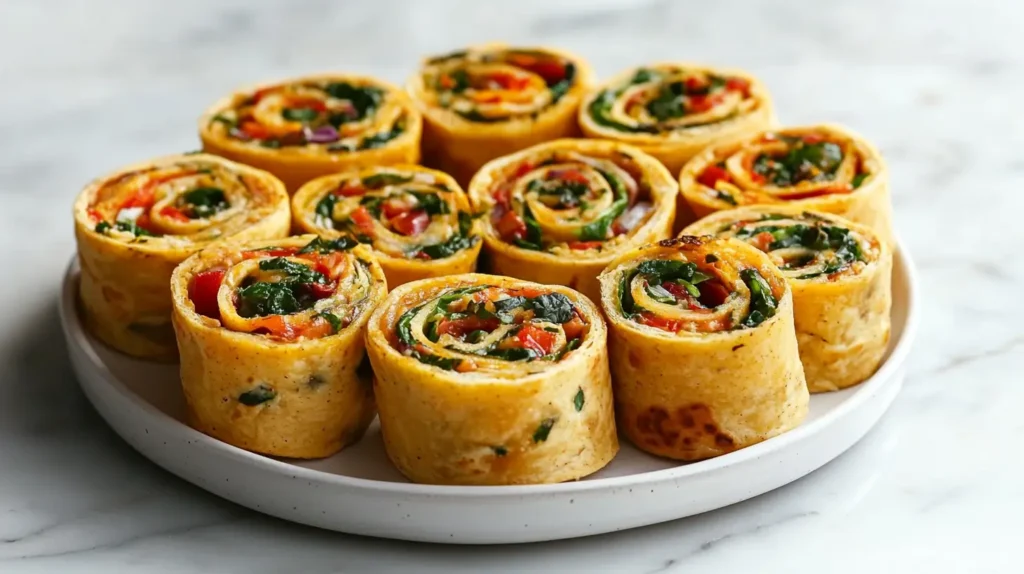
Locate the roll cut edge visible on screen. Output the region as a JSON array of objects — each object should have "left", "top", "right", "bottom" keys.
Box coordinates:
[
  {"left": 679, "top": 124, "right": 893, "bottom": 244},
  {"left": 73, "top": 153, "right": 290, "bottom": 361},
  {"left": 683, "top": 206, "right": 892, "bottom": 392},
  {"left": 199, "top": 73, "right": 422, "bottom": 192},
  {"left": 170, "top": 234, "right": 388, "bottom": 458},
  {"left": 366, "top": 273, "right": 618, "bottom": 485},
  {"left": 467, "top": 138, "right": 677, "bottom": 304},
  {"left": 408, "top": 44, "right": 593, "bottom": 185},
  {"left": 579, "top": 62, "right": 775, "bottom": 176},
  {"left": 598, "top": 236, "right": 808, "bottom": 461},
  {"left": 292, "top": 164, "right": 482, "bottom": 289}
]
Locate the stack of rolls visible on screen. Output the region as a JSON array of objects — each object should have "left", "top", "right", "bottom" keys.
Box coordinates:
[
  {"left": 291, "top": 164, "right": 482, "bottom": 289},
  {"left": 199, "top": 74, "right": 422, "bottom": 192},
  {"left": 409, "top": 44, "right": 593, "bottom": 185},
  {"left": 73, "top": 153, "right": 290, "bottom": 361},
  {"left": 366, "top": 274, "right": 617, "bottom": 485},
  {"left": 467, "top": 138, "right": 677, "bottom": 304},
  {"left": 67, "top": 44, "right": 898, "bottom": 484},
  {"left": 170, "top": 234, "right": 388, "bottom": 458}
]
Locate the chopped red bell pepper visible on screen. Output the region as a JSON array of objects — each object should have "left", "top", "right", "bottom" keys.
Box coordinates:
[
  {"left": 725, "top": 77, "right": 750, "bottom": 95},
  {"left": 189, "top": 269, "right": 225, "bottom": 318},
  {"left": 437, "top": 315, "right": 500, "bottom": 338},
  {"left": 390, "top": 210, "right": 429, "bottom": 236},
  {"left": 159, "top": 205, "right": 190, "bottom": 222},
  {"left": 567, "top": 241, "right": 603, "bottom": 250},
  {"left": 495, "top": 211, "right": 527, "bottom": 241},
  {"left": 697, "top": 165, "right": 731, "bottom": 189},
  {"left": 349, "top": 206, "right": 376, "bottom": 232},
  {"left": 514, "top": 324, "right": 556, "bottom": 355}
]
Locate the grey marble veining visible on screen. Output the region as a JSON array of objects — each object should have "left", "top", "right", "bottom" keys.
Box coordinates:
[{"left": 1, "top": 0, "right": 1021, "bottom": 571}]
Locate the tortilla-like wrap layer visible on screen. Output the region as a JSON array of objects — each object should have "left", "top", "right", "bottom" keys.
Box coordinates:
[
  {"left": 200, "top": 74, "right": 422, "bottom": 192},
  {"left": 598, "top": 236, "right": 808, "bottom": 461},
  {"left": 292, "top": 164, "right": 482, "bottom": 289},
  {"left": 366, "top": 273, "right": 617, "bottom": 485},
  {"left": 73, "top": 153, "right": 289, "bottom": 361},
  {"left": 467, "top": 138, "right": 676, "bottom": 304},
  {"left": 678, "top": 124, "right": 892, "bottom": 243},
  {"left": 408, "top": 44, "right": 593, "bottom": 185},
  {"left": 683, "top": 206, "right": 892, "bottom": 392},
  {"left": 170, "top": 235, "right": 387, "bottom": 458},
  {"left": 579, "top": 62, "right": 775, "bottom": 177}
]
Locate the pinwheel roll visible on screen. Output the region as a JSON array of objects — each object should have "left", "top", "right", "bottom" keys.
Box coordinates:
[
  {"left": 200, "top": 74, "right": 422, "bottom": 191},
  {"left": 170, "top": 235, "right": 387, "bottom": 458},
  {"left": 409, "top": 44, "right": 593, "bottom": 185},
  {"left": 683, "top": 207, "right": 892, "bottom": 392},
  {"left": 679, "top": 124, "right": 893, "bottom": 244},
  {"left": 579, "top": 63, "right": 775, "bottom": 175},
  {"left": 292, "top": 165, "right": 482, "bottom": 289},
  {"left": 73, "top": 153, "right": 290, "bottom": 361},
  {"left": 467, "top": 139, "right": 676, "bottom": 304},
  {"left": 366, "top": 274, "right": 617, "bottom": 485},
  {"left": 597, "top": 236, "right": 808, "bottom": 461}
]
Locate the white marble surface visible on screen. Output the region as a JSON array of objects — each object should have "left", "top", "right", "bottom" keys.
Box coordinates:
[{"left": 0, "top": 0, "right": 1020, "bottom": 571}]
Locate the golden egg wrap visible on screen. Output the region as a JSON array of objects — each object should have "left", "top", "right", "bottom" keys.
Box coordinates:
[
  {"left": 408, "top": 44, "right": 593, "bottom": 185},
  {"left": 73, "top": 154, "right": 290, "bottom": 361},
  {"left": 292, "top": 165, "right": 482, "bottom": 289},
  {"left": 467, "top": 139, "right": 677, "bottom": 304},
  {"left": 683, "top": 206, "right": 892, "bottom": 392},
  {"left": 199, "top": 74, "right": 422, "bottom": 192},
  {"left": 579, "top": 62, "right": 775, "bottom": 177},
  {"left": 170, "top": 235, "right": 388, "bottom": 458},
  {"left": 678, "top": 123, "right": 893, "bottom": 244},
  {"left": 598, "top": 237, "right": 808, "bottom": 461},
  {"left": 366, "top": 274, "right": 618, "bottom": 485}
]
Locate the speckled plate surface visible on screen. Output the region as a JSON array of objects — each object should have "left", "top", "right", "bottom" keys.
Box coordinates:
[{"left": 59, "top": 240, "right": 917, "bottom": 544}]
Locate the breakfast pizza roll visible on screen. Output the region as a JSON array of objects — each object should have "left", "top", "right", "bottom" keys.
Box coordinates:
[
  {"left": 679, "top": 124, "right": 892, "bottom": 244},
  {"left": 597, "top": 236, "right": 808, "bottom": 461},
  {"left": 365, "top": 274, "right": 617, "bottom": 485},
  {"left": 683, "top": 207, "right": 892, "bottom": 392},
  {"left": 199, "top": 74, "right": 422, "bottom": 191},
  {"left": 467, "top": 139, "right": 676, "bottom": 304},
  {"left": 579, "top": 63, "right": 775, "bottom": 175},
  {"left": 170, "top": 235, "right": 387, "bottom": 458},
  {"left": 408, "top": 44, "right": 592, "bottom": 185},
  {"left": 73, "top": 153, "right": 290, "bottom": 361},
  {"left": 292, "top": 165, "right": 482, "bottom": 289}
]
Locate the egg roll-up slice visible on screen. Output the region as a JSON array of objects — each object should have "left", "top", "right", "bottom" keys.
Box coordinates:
[
  {"left": 170, "top": 235, "right": 387, "bottom": 458},
  {"left": 292, "top": 165, "right": 482, "bottom": 289},
  {"left": 467, "top": 138, "right": 676, "bottom": 304},
  {"left": 409, "top": 44, "right": 593, "bottom": 185},
  {"left": 579, "top": 62, "right": 775, "bottom": 176},
  {"left": 597, "top": 236, "right": 808, "bottom": 461},
  {"left": 683, "top": 207, "right": 892, "bottom": 392},
  {"left": 679, "top": 124, "right": 892, "bottom": 244},
  {"left": 200, "top": 74, "right": 422, "bottom": 191},
  {"left": 366, "top": 274, "right": 617, "bottom": 485},
  {"left": 73, "top": 153, "right": 290, "bottom": 361}
]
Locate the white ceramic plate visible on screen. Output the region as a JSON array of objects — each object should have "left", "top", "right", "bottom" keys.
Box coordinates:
[{"left": 59, "top": 241, "right": 917, "bottom": 544}]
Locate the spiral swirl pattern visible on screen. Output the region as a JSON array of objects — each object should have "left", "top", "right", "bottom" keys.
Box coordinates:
[
  {"left": 84, "top": 154, "right": 286, "bottom": 245},
  {"left": 605, "top": 236, "right": 788, "bottom": 333},
  {"left": 417, "top": 47, "right": 579, "bottom": 123}
]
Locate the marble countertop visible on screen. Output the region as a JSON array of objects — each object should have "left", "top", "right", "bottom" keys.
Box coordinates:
[{"left": 1, "top": 0, "right": 1020, "bottom": 571}]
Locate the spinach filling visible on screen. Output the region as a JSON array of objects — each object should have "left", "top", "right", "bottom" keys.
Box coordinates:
[
  {"left": 238, "top": 384, "right": 276, "bottom": 406},
  {"left": 394, "top": 289, "right": 581, "bottom": 369},
  {"left": 735, "top": 219, "right": 865, "bottom": 278},
  {"left": 236, "top": 258, "right": 330, "bottom": 318},
  {"left": 179, "top": 186, "right": 229, "bottom": 219},
  {"left": 739, "top": 269, "right": 777, "bottom": 328},
  {"left": 322, "top": 82, "right": 383, "bottom": 124},
  {"left": 578, "top": 170, "right": 629, "bottom": 241},
  {"left": 415, "top": 212, "right": 478, "bottom": 260},
  {"left": 94, "top": 219, "right": 154, "bottom": 237},
  {"left": 752, "top": 141, "right": 844, "bottom": 186},
  {"left": 588, "top": 69, "right": 734, "bottom": 132},
  {"left": 618, "top": 260, "right": 712, "bottom": 316}
]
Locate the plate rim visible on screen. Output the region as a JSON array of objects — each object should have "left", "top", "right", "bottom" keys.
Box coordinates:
[{"left": 59, "top": 237, "right": 918, "bottom": 498}]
